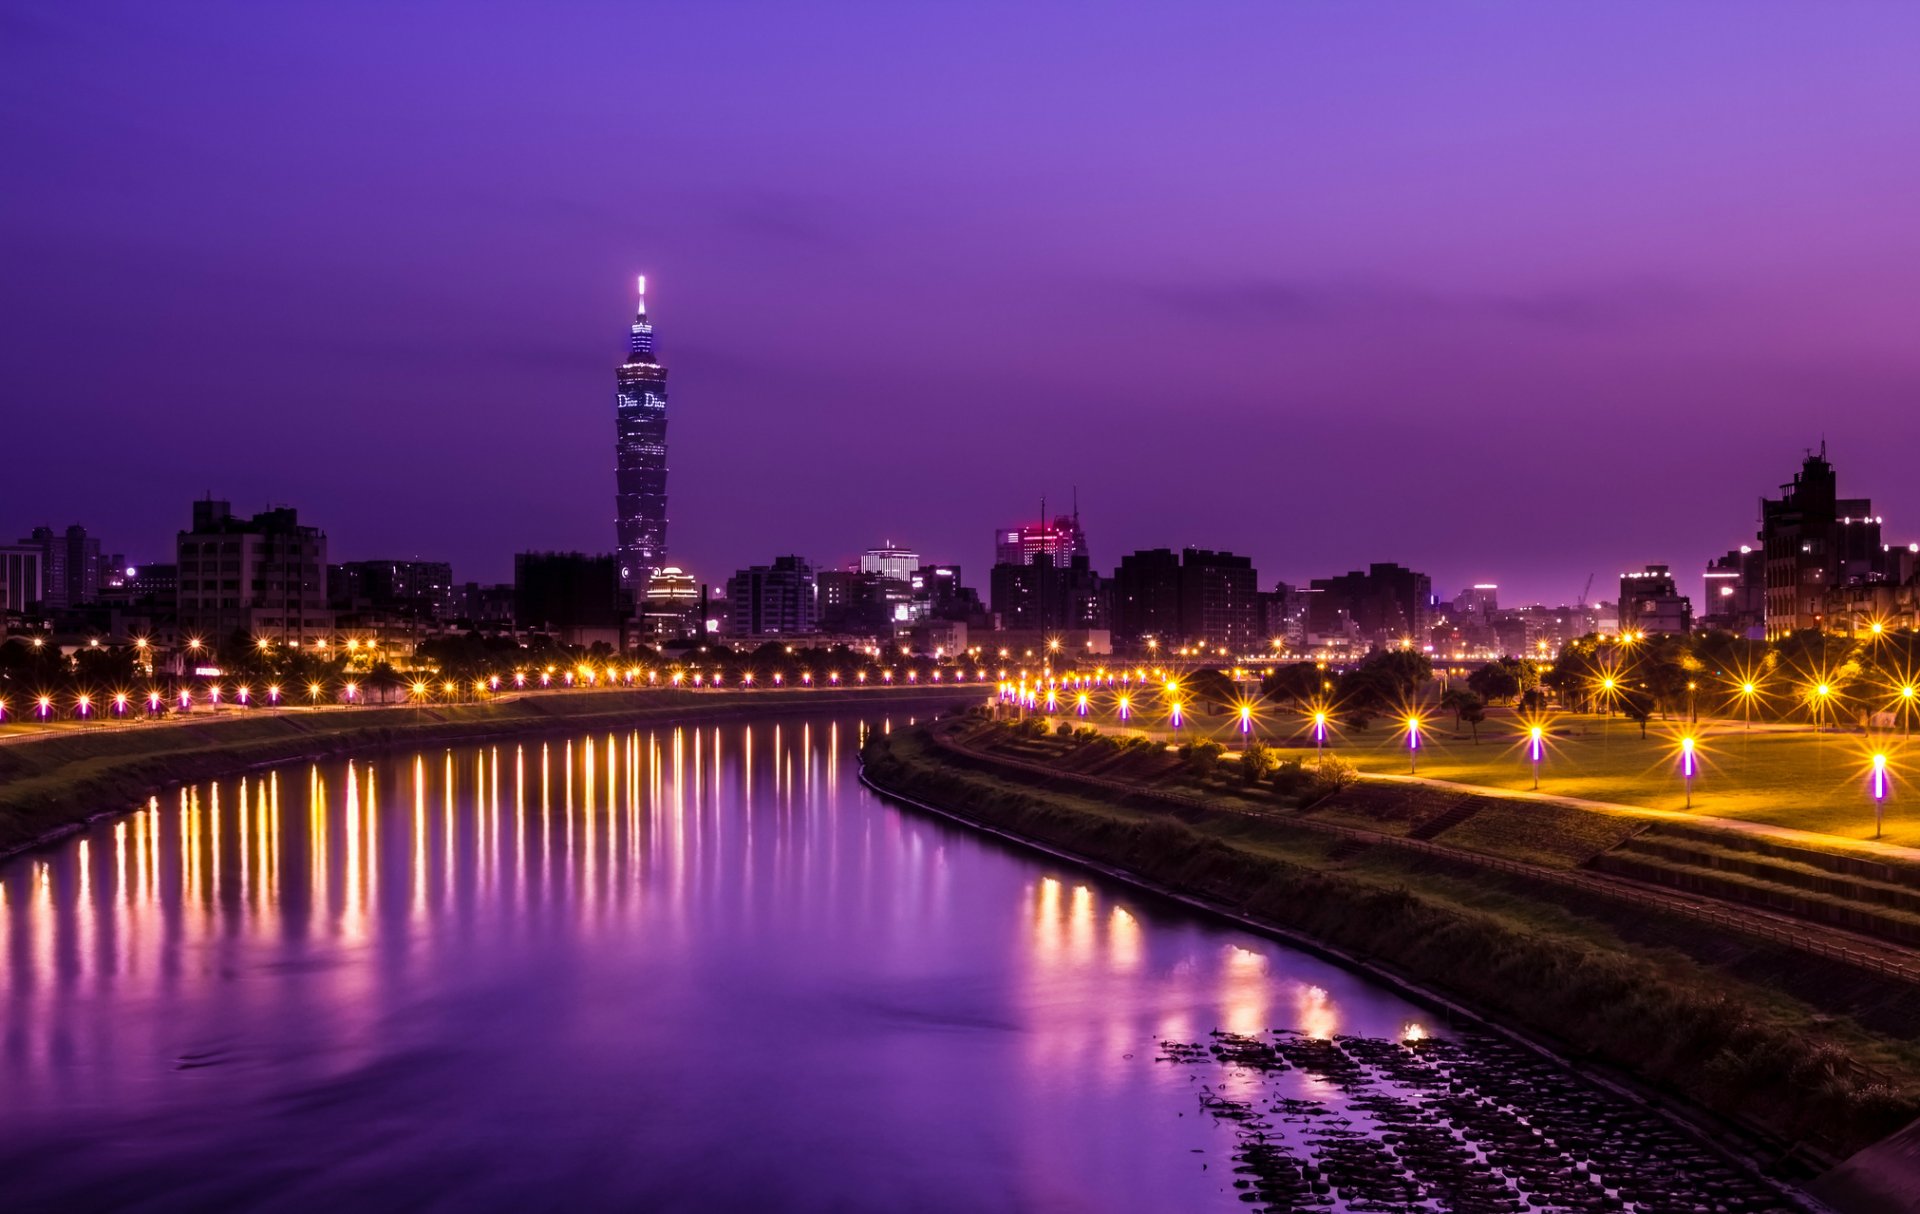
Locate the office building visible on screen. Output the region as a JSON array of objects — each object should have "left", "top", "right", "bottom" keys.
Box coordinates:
[
  {"left": 614, "top": 276, "right": 670, "bottom": 603},
  {"left": 1700, "top": 547, "right": 1765, "bottom": 637},
  {"left": 175, "top": 500, "right": 333, "bottom": 645},
  {"left": 16, "top": 524, "right": 101, "bottom": 608},
  {"left": 990, "top": 553, "right": 1106, "bottom": 633},
  {"left": 1618, "top": 565, "right": 1693, "bottom": 635},
  {"left": 995, "top": 511, "right": 1088, "bottom": 568},
  {"left": 330, "top": 560, "right": 455, "bottom": 620},
  {"left": 514, "top": 552, "right": 622, "bottom": 644},
  {"left": 859, "top": 546, "right": 919, "bottom": 583},
  {"left": 638, "top": 566, "right": 703, "bottom": 638},
  {"left": 728, "top": 556, "right": 817, "bottom": 636},
  {"left": 0, "top": 544, "right": 44, "bottom": 614},
  {"left": 818, "top": 568, "right": 894, "bottom": 634},
  {"left": 1758, "top": 445, "right": 1887, "bottom": 638},
  {"left": 1307, "top": 563, "right": 1432, "bottom": 649},
  {"left": 1111, "top": 549, "right": 1183, "bottom": 643},
  {"left": 1177, "top": 549, "right": 1259, "bottom": 654},
  {"left": 1451, "top": 584, "right": 1499, "bottom": 618}
]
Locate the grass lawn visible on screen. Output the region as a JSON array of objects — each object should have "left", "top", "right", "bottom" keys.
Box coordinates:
[{"left": 1039, "top": 701, "right": 1920, "bottom": 847}]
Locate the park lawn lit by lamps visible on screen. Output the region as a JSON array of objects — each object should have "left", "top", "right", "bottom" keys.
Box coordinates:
[{"left": 1048, "top": 686, "right": 1920, "bottom": 845}]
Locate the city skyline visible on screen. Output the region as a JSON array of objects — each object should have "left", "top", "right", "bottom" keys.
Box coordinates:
[{"left": 7, "top": 5, "right": 1920, "bottom": 602}]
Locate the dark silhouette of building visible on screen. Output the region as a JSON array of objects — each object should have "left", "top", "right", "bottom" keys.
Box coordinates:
[
  {"left": 330, "top": 560, "right": 454, "bottom": 620},
  {"left": 909, "top": 564, "right": 981, "bottom": 624},
  {"left": 1111, "top": 548, "right": 1258, "bottom": 652},
  {"left": 0, "top": 543, "right": 43, "bottom": 614},
  {"left": 1178, "top": 549, "right": 1259, "bottom": 654},
  {"left": 1618, "top": 564, "right": 1692, "bottom": 635},
  {"left": 817, "top": 568, "right": 893, "bottom": 634},
  {"left": 514, "top": 552, "right": 621, "bottom": 639},
  {"left": 727, "top": 556, "right": 817, "bottom": 636},
  {"left": 1111, "top": 549, "right": 1182, "bottom": 643},
  {"left": 1308, "top": 563, "right": 1432, "bottom": 649},
  {"left": 615, "top": 276, "right": 670, "bottom": 603},
  {"left": 175, "top": 500, "right": 332, "bottom": 645},
  {"left": 991, "top": 553, "right": 1106, "bottom": 633},
  {"left": 1701, "top": 547, "right": 1764, "bottom": 637},
  {"left": 1759, "top": 445, "right": 1885, "bottom": 638},
  {"left": 17, "top": 524, "right": 101, "bottom": 608}
]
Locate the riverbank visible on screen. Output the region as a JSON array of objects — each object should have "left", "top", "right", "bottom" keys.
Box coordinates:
[
  {"left": 860, "top": 720, "right": 1920, "bottom": 1178},
  {"left": 0, "top": 685, "right": 979, "bottom": 859}
]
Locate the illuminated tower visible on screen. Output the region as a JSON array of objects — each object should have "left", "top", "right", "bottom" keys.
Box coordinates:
[{"left": 614, "top": 276, "right": 670, "bottom": 601}]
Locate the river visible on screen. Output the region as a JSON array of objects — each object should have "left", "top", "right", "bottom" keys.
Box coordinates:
[{"left": 0, "top": 713, "right": 1797, "bottom": 1212}]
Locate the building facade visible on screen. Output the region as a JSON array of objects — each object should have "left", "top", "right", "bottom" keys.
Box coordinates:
[
  {"left": 1307, "top": 563, "right": 1432, "bottom": 649},
  {"left": 1700, "top": 547, "right": 1765, "bottom": 637},
  {"left": 175, "top": 500, "right": 333, "bottom": 645},
  {"left": 329, "top": 560, "right": 454, "bottom": 621},
  {"left": 16, "top": 525, "right": 101, "bottom": 609},
  {"left": 728, "top": 556, "right": 818, "bottom": 636},
  {"left": 1618, "top": 564, "right": 1693, "bottom": 635},
  {"left": 994, "top": 512, "right": 1088, "bottom": 568},
  {"left": 1759, "top": 446, "right": 1885, "bottom": 638},
  {"left": 0, "top": 544, "right": 43, "bottom": 614},
  {"left": 614, "top": 276, "right": 670, "bottom": 604}
]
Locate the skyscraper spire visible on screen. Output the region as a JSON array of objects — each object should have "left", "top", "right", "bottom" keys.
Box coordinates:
[{"left": 615, "top": 276, "right": 669, "bottom": 602}]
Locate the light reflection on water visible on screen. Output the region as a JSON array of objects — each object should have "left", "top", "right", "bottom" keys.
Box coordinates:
[{"left": 0, "top": 715, "right": 1429, "bottom": 1212}]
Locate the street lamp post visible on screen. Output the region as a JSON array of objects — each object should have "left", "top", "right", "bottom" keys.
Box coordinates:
[
  {"left": 1680, "top": 735, "right": 1697, "bottom": 809},
  {"left": 1528, "top": 724, "right": 1544, "bottom": 790},
  {"left": 1406, "top": 715, "right": 1422, "bottom": 775},
  {"left": 1872, "top": 752, "right": 1891, "bottom": 838}
]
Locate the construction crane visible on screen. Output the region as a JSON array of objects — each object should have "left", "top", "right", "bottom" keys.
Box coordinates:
[{"left": 1577, "top": 574, "right": 1594, "bottom": 608}]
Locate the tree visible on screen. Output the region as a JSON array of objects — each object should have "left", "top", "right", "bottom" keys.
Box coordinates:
[
  {"left": 1241, "top": 741, "right": 1276, "bottom": 784},
  {"left": 1261, "top": 662, "right": 1326, "bottom": 708},
  {"left": 1460, "top": 698, "right": 1487, "bottom": 743},
  {"left": 1439, "top": 687, "right": 1482, "bottom": 730},
  {"left": 1180, "top": 739, "right": 1225, "bottom": 776},
  {"left": 1466, "top": 659, "right": 1522, "bottom": 704},
  {"left": 1620, "top": 689, "right": 1654, "bottom": 739},
  {"left": 1181, "top": 667, "right": 1238, "bottom": 711},
  {"left": 1359, "top": 648, "right": 1433, "bottom": 698}
]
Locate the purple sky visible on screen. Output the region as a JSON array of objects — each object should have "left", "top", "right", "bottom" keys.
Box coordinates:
[{"left": 6, "top": 3, "right": 1920, "bottom": 605}]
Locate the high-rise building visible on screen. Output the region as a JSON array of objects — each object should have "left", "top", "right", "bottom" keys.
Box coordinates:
[
  {"left": 614, "top": 276, "right": 670, "bottom": 603},
  {"left": 1111, "top": 549, "right": 1183, "bottom": 643},
  {"left": 1701, "top": 547, "right": 1765, "bottom": 637},
  {"left": 1451, "top": 584, "right": 1499, "bottom": 618},
  {"left": 1110, "top": 548, "right": 1258, "bottom": 652},
  {"left": 175, "top": 500, "right": 332, "bottom": 646},
  {"left": 818, "top": 569, "right": 893, "bottom": 634},
  {"left": 0, "top": 544, "right": 44, "bottom": 614},
  {"left": 514, "top": 552, "right": 621, "bottom": 643},
  {"left": 727, "top": 556, "right": 818, "bottom": 637},
  {"left": 1618, "top": 565, "right": 1693, "bottom": 635},
  {"left": 1308, "top": 563, "right": 1432, "bottom": 649},
  {"left": 995, "top": 512, "right": 1087, "bottom": 568},
  {"left": 990, "top": 553, "right": 1106, "bottom": 634},
  {"left": 859, "top": 545, "right": 919, "bottom": 582},
  {"left": 16, "top": 525, "right": 101, "bottom": 608},
  {"left": 1758, "top": 446, "right": 1886, "bottom": 638},
  {"left": 329, "top": 560, "right": 455, "bottom": 620}
]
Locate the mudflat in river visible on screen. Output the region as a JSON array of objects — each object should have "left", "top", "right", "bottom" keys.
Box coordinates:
[{"left": 0, "top": 713, "right": 1795, "bottom": 1212}]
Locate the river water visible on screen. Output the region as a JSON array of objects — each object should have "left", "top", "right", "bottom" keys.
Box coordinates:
[{"left": 0, "top": 713, "right": 1795, "bottom": 1212}]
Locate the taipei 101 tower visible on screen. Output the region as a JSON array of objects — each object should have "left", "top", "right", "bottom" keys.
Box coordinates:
[{"left": 614, "top": 276, "right": 669, "bottom": 601}]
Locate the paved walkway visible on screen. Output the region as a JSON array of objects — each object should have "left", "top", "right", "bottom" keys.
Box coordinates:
[{"left": 1361, "top": 770, "right": 1920, "bottom": 864}]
